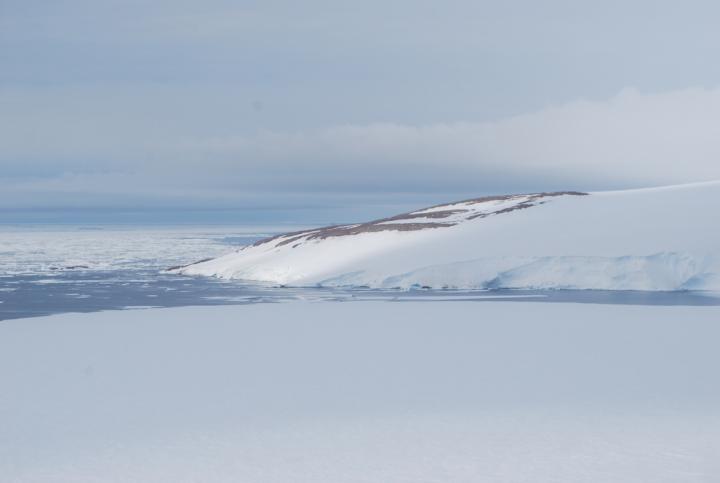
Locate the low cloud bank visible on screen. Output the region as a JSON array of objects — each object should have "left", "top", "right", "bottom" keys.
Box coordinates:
[{"left": 2, "top": 87, "right": 720, "bottom": 215}]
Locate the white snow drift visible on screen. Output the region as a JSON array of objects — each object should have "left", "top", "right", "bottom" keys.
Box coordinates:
[
  {"left": 4, "top": 301, "right": 720, "bottom": 482},
  {"left": 176, "top": 181, "right": 720, "bottom": 291}
]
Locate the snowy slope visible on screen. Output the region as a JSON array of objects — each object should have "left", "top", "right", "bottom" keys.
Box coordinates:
[
  {"left": 175, "top": 182, "right": 720, "bottom": 291},
  {"left": 4, "top": 302, "right": 720, "bottom": 482}
]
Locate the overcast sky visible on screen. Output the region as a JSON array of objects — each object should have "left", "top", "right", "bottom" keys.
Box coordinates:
[{"left": 2, "top": 0, "right": 720, "bottom": 223}]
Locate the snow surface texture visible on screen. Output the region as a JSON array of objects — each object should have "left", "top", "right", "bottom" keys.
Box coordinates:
[
  {"left": 2, "top": 301, "right": 720, "bottom": 482},
  {"left": 177, "top": 181, "right": 720, "bottom": 291}
]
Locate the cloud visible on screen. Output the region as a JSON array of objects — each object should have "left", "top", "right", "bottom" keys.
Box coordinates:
[
  {"left": 184, "top": 86, "right": 720, "bottom": 187},
  {"left": 2, "top": 86, "right": 720, "bottom": 216}
]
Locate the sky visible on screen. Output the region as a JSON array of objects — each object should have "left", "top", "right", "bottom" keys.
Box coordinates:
[{"left": 2, "top": 0, "right": 720, "bottom": 224}]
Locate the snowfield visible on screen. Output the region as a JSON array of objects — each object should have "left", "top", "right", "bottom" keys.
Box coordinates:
[
  {"left": 2, "top": 301, "right": 720, "bottom": 482},
  {"left": 176, "top": 181, "right": 720, "bottom": 291}
]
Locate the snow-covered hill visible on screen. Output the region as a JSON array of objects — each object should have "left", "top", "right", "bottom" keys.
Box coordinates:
[{"left": 174, "top": 182, "right": 720, "bottom": 291}]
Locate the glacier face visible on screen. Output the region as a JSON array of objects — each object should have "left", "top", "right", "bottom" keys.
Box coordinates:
[
  {"left": 177, "top": 182, "right": 720, "bottom": 292},
  {"left": 319, "top": 253, "right": 719, "bottom": 291}
]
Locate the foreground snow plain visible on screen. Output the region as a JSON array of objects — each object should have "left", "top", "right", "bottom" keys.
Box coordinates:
[
  {"left": 178, "top": 181, "right": 720, "bottom": 291},
  {"left": 3, "top": 300, "right": 720, "bottom": 482}
]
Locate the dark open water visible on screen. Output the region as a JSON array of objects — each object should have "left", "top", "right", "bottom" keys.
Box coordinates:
[{"left": 1, "top": 269, "right": 718, "bottom": 321}]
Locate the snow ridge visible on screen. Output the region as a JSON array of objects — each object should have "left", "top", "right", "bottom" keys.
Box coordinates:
[
  {"left": 250, "top": 191, "right": 587, "bottom": 248},
  {"left": 175, "top": 182, "right": 720, "bottom": 292}
]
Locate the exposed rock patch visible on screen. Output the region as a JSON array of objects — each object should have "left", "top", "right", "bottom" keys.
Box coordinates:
[{"left": 254, "top": 191, "right": 588, "bottom": 249}]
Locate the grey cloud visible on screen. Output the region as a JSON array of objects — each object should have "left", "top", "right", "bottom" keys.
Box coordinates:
[
  {"left": 4, "top": 0, "right": 720, "bottom": 222},
  {"left": 153, "top": 86, "right": 720, "bottom": 188},
  {"left": 2, "top": 87, "right": 720, "bottom": 216}
]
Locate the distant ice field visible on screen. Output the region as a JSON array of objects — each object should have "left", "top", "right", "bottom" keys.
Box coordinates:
[
  {"left": 0, "top": 225, "right": 286, "bottom": 275},
  {"left": 1, "top": 225, "right": 719, "bottom": 321}
]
